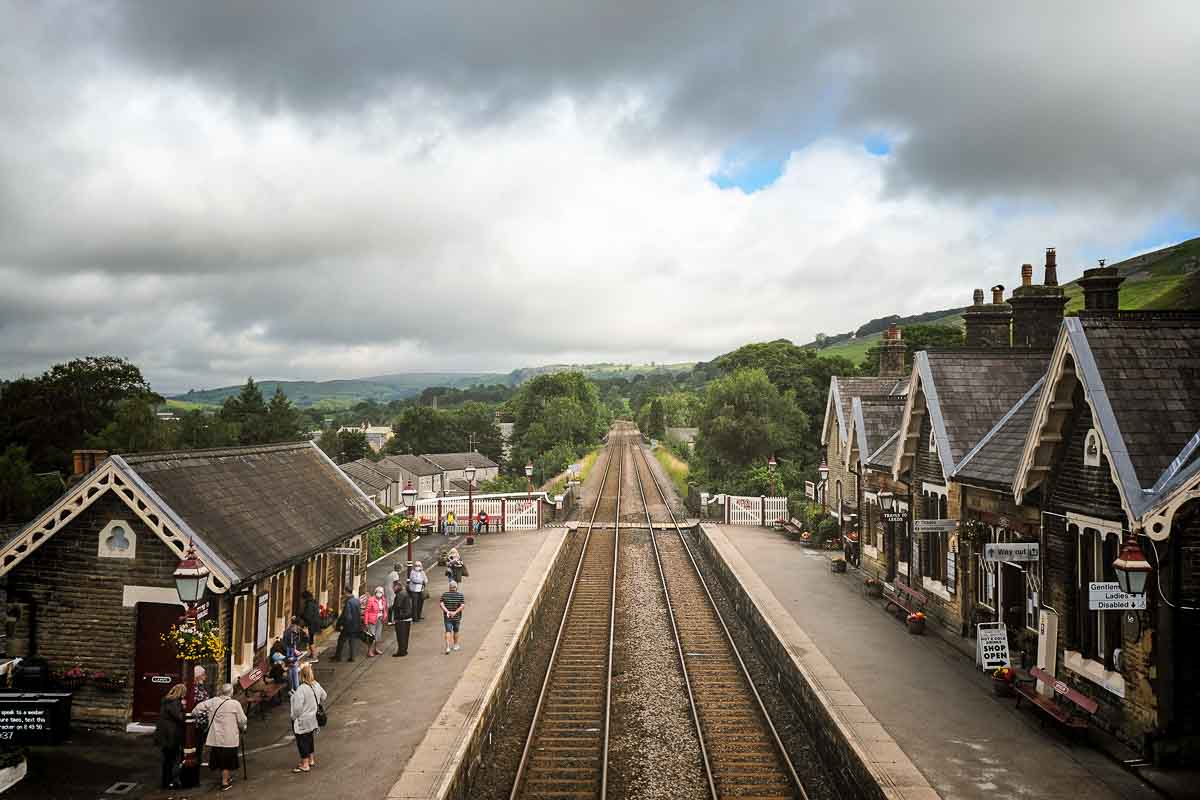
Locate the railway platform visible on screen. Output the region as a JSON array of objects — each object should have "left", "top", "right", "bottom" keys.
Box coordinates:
[{"left": 702, "top": 523, "right": 1158, "bottom": 800}]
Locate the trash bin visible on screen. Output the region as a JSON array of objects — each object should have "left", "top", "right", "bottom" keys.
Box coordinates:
[{"left": 12, "top": 656, "right": 50, "bottom": 691}]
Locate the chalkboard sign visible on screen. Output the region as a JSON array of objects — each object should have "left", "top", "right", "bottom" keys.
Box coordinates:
[{"left": 0, "top": 695, "right": 70, "bottom": 745}]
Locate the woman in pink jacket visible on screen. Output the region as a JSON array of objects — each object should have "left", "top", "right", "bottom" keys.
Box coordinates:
[{"left": 363, "top": 586, "right": 388, "bottom": 657}]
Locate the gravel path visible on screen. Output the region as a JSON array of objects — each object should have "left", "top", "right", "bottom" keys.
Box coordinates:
[{"left": 609, "top": 529, "right": 709, "bottom": 800}]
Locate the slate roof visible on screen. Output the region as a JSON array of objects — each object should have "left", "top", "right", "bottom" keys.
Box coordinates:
[
  {"left": 120, "top": 442, "right": 383, "bottom": 582},
  {"left": 1077, "top": 313, "right": 1200, "bottom": 487},
  {"left": 341, "top": 459, "right": 393, "bottom": 494},
  {"left": 866, "top": 430, "right": 901, "bottom": 471},
  {"left": 921, "top": 349, "right": 1051, "bottom": 472},
  {"left": 954, "top": 378, "right": 1044, "bottom": 489},
  {"left": 377, "top": 454, "right": 442, "bottom": 477},
  {"left": 853, "top": 396, "right": 907, "bottom": 465},
  {"left": 826, "top": 377, "right": 903, "bottom": 444},
  {"left": 423, "top": 452, "right": 499, "bottom": 471}
]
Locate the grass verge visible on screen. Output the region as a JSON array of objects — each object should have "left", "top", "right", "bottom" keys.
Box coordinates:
[{"left": 654, "top": 446, "right": 689, "bottom": 499}]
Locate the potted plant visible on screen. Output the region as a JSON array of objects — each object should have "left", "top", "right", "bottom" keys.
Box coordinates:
[
  {"left": 160, "top": 619, "right": 227, "bottom": 663},
  {"left": 906, "top": 611, "right": 926, "bottom": 635},
  {"left": 830, "top": 556, "right": 847, "bottom": 573},
  {"left": 991, "top": 666, "right": 1016, "bottom": 697},
  {"left": 91, "top": 671, "right": 127, "bottom": 692},
  {"left": 798, "top": 531, "right": 813, "bottom": 547},
  {"left": 54, "top": 665, "right": 88, "bottom": 691},
  {"left": 863, "top": 576, "right": 884, "bottom": 597}
]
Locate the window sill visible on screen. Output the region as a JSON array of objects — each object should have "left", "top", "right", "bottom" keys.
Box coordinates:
[
  {"left": 922, "top": 576, "right": 953, "bottom": 601},
  {"left": 1063, "top": 650, "right": 1125, "bottom": 698}
]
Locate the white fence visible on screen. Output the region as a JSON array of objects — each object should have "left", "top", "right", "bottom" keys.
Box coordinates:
[
  {"left": 721, "top": 494, "right": 789, "bottom": 526},
  {"left": 412, "top": 492, "right": 548, "bottom": 531}
]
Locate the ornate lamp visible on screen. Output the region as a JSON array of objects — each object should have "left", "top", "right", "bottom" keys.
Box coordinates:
[
  {"left": 1113, "top": 534, "right": 1152, "bottom": 596},
  {"left": 818, "top": 461, "right": 829, "bottom": 483},
  {"left": 879, "top": 491, "right": 895, "bottom": 512},
  {"left": 173, "top": 544, "right": 209, "bottom": 605}
]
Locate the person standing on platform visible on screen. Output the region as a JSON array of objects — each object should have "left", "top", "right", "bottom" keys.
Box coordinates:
[
  {"left": 385, "top": 563, "right": 401, "bottom": 625},
  {"left": 408, "top": 561, "right": 428, "bottom": 622},
  {"left": 390, "top": 579, "right": 413, "bottom": 656},
  {"left": 300, "top": 590, "right": 322, "bottom": 662},
  {"left": 333, "top": 586, "right": 362, "bottom": 662},
  {"left": 193, "top": 684, "right": 247, "bottom": 792},
  {"left": 440, "top": 580, "right": 466, "bottom": 655},
  {"left": 363, "top": 586, "right": 388, "bottom": 657},
  {"left": 445, "top": 548, "right": 464, "bottom": 585},
  {"left": 282, "top": 616, "right": 305, "bottom": 690},
  {"left": 289, "top": 663, "right": 326, "bottom": 774},
  {"left": 154, "top": 684, "right": 186, "bottom": 790}
]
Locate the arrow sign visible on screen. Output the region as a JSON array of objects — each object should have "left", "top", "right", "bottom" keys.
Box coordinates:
[{"left": 913, "top": 519, "right": 957, "bottom": 533}]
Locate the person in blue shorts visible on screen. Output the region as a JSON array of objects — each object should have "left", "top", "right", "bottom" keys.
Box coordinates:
[{"left": 440, "top": 581, "right": 466, "bottom": 654}]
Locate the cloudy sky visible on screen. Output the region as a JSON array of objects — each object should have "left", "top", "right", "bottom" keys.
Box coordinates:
[{"left": 3, "top": 2, "right": 1198, "bottom": 393}]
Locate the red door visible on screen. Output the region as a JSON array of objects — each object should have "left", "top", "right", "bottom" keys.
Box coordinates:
[{"left": 133, "top": 603, "right": 182, "bottom": 722}]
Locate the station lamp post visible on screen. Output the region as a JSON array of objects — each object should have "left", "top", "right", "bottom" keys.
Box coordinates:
[
  {"left": 817, "top": 460, "right": 830, "bottom": 514},
  {"left": 402, "top": 481, "right": 417, "bottom": 566},
  {"left": 767, "top": 455, "right": 778, "bottom": 496},
  {"left": 464, "top": 462, "right": 476, "bottom": 536},
  {"left": 1113, "top": 533, "right": 1152, "bottom": 596},
  {"left": 525, "top": 461, "right": 534, "bottom": 506},
  {"left": 879, "top": 491, "right": 896, "bottom": 582},
  {"left": 173, "top": 544, "right": 210, "bottom": 788}
]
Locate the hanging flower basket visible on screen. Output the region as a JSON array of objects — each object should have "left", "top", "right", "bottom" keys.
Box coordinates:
[
  {"left": 54, "top": 665, "right": 88, "bottom": 691},
  {"left": 906, "top": 611, "right": 926, "bottom": 635},
  {"left": 91, "top": 671, "right": 128, "bottom": 692},
  {"left": 160, "top": 619, "right": 226, "bottom": 663}
]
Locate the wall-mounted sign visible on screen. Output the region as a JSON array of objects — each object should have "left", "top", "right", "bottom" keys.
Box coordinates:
[
  {"left": 913, "top": 519, "right": 957, "bottom": 533},
  {"left": 946, "top": 552, "right": 956, "bottom": 593},
  {"left": 255, "top": 593, "right": 269, "bottom": 650},
  {"left": 1088, "top": 582, "right": 1147, "bottom": 610},
  {"left": 976, "top": 624, "right": 1010, "bottom": 670},
  {"left": 883, "top": 511, "right": 907, "bottom": 523},
  {"left": 194, "top": 601, "right": 210, "bottom": 621},
  {"left": 150, "top": 675, "right": 172, "bottom": 685},
  {"left": 332, "top": 547, "right": 360, "bottom": 556},
  {"left": 805, "top": 481, "right": 815, "bottom": 500},
  {"left": 984, "top": 542, "right": 1039, "bottom": 562}
]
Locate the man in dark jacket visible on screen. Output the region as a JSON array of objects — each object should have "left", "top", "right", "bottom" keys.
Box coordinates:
[
  {"left": 333, "top": 586, "right": 363, "bottom": 663},
  {"left": 390, "top": 579, "right": 414, "bottom": 656},
  {"left": 300, "top": 590, "right": 321, "bottom": 661}
]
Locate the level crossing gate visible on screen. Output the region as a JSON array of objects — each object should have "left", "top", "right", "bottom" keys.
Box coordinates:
[{"left": 413, "top": 491, "right": 547, "bottom": 531}]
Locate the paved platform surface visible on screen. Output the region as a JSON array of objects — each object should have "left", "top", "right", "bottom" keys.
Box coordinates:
[
  {"left": 709, "top": 524, "right": 1157, "bottom": 800},
  {"left": 11, "top": 528, "right": 558, "bottom": 800}
]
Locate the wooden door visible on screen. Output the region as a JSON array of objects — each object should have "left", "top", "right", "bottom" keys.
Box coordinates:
[
  {"left": 292, "top": 562, "right": 307, "bottom": 618},
  {"left": 133, "top": 603, "right": 182, "bottom": 722},
  {"left": 1000, "top": 563, "right": 1024, "bottom": 634}
]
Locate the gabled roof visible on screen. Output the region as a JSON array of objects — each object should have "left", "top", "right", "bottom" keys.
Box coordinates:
[
  {"left": 894, "top": 349, "right": 1050, "bottom": 481},
  {"left": 953, "top": 378, "right": 1044, "bottom": 489},
  {"left": 846, "top": 395, "right": 906, "bottom": 471},
  {"left": 423, "top": 452, "right": 499, "bottom": 471},
  {"left": 1015, "top": 312, "right": 1200, "bottom": 538},
  {"left": 341, "top": 459, "right": 393, "bottom": 493},
  {"left": 866, "top": 430, "right": 901, "bottom": 471},
  {"left": 1, "top": 442, "right": 384, "bottom": 592},
  {"left": 821, "top": 377, "right": 902, "bottom": 446},
  {"left": 378, "top": 454, "right": 442, "bottom": 477}
]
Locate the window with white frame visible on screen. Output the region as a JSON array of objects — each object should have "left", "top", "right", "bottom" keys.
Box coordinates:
[{"left": 1072, "top": 523, "right": 1122, "bottom": 669}]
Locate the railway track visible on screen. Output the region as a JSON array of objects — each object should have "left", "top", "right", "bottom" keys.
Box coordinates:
[
  {"left": 631, "top": 441, "right": 807, "bottom": 800},
  {"left": 510, "top": 437, "right": 622, "bottom": 800}
]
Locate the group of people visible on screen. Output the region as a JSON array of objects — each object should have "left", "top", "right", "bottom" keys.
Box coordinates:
[
  {"left": 333, "top": 550, "right": 468, "bottom": 661},
  {"left": 153, "top": 550, "right": 469, "bottom": 792}
]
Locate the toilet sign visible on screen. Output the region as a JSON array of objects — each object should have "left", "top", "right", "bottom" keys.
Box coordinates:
[
  {"left": 976, "top": 623, "right": 1010, "bottom": 670},
  {"left": 1088, "top": 582, "right": 1147, "bottom": 610}
]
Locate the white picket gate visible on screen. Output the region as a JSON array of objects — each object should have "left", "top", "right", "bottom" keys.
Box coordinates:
[
  {"left": 412, "top": 492, "right": 547, "bottom": 531},
  {"left": 724, "top": 494, "right": 788, "bottom": 526}
]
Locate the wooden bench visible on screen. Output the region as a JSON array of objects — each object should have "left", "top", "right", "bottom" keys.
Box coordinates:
[
  {"left": 236, "top": 662, "right": 286, "bottom": 718},
  {"left": 1014, "top": 666, "right": 1098, "bottom": 733},
  {"left": 883, "top": 581, "right": 927, "bottom": 619}
]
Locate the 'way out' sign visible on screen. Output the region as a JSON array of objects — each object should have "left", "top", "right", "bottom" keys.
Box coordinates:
[
  {"left": 976, "top": 623, "right": 1010, "bottom": 670},
  {"left": 1088, "top": 582, "right": 1147, "bottom": 610},
  {"left": 983, "top": 542, "right": 1040, "bottom": 562}
]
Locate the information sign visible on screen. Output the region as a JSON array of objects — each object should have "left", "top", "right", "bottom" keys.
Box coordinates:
[
  {"left": 1088, "top": 582, "right": 1147, "bottom": 610},
  {"left": 805, "top": 481, "right": 815, "bottom": 500},
  {"left": 946, "top": 552, "right": 956, "bottom": 593},
  {"left": 983, "top": 542, "right": 1040, "bottom": 562},
  {"left": 976, "top": 624, "right": 1010, "bottom": 670},
  {"left": 255, "top": 593, "right": 269, "bottom": 650},
  {"left": 883, "top": 511, "right": 907, "bottom": 523},
  {"left": 332, "top": 547, "right": 360, "bottom": 556},
  {"left": 913, "top": 519, "right": 957, "bottom": 533},
  {"left": 0, "top": 695, "right": 70, "bottom": 745}
]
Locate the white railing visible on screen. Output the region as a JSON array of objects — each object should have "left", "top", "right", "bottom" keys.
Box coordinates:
[
  {"left": 411, "top": 491, "right": 547, "bottom": 531},
  {"left": 723, "top": 494, "right": 788, "bottom": 526}
]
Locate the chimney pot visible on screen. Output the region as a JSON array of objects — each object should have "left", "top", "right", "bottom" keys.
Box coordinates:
[
  {"left": 973, "top": 289, "right": 984, "bottom": 306},
  {"left": 1044, "top": 247, "right": 1059, "bottom": 287},
  {"left": 991, "top": 284, "right": 1005, "bottom": 304},
  {"left": 1021, "top": 263, "right": 1033, "bottom": 287}
]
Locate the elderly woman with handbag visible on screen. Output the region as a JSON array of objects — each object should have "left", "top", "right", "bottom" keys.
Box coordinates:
[
  {"left": 192, "top": 684, "right": 247, "bottom": 792},
  {"left": 289, "top": 663, "right": 327, "bottom": 773},
  {"left": 363, "top": 586, "right": 388, "bottom": 657}
]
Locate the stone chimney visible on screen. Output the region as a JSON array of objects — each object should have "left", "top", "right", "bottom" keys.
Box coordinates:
[
  {"left": 963, "top": 285, "right": 1012, "bottom": 348},
  {"left": 70, "top": 449, "right": 108, "bottom": 482},
  {"left": 1009, "top": 250, "right": 1067, "bottom": 349},
  {"left": 1078, "top": 260, "right": 1125, "bottom": 311},
  {"left": 878, "top": 324, "right": 907, "bottom": 378}
]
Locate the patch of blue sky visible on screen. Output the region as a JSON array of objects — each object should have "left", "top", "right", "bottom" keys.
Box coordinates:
[
  {"left": 709, "top": 151, "right": 787, "bottom": 194},
  {"left": 1078, "top": 215, "right": 1199, "bottom": 265},
  {"left": 863, "top": 133, "right": 891, "bottom": 156}
]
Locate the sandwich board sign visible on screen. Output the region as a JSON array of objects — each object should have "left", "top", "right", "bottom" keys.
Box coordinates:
[{"left": 976, "top": 622, "right": 1010, "bottom": 670}]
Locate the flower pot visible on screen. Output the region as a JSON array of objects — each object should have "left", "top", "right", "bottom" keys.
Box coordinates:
[
  {"left": 991, "top": 678, "right": 1015, "bottom": 698},
  {"left": 864, "top": 583, "right": 883, "bottom": 598},
  {"left": 906, "top": 618, "right": 925, "bottom": 635}
]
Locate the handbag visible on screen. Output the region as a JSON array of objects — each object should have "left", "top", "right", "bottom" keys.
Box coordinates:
[
  {"left": 310, "top": 686, "right": 327, "bottom": 727},
  {"left": 360, "top": 629, "right": 376, "bottom": 645}
]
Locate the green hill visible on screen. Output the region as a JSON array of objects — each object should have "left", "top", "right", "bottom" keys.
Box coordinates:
[
  {"left": 172, "top": 372, "right": 504, "bottom": 409},
  {"left": 811, "top": 236, "right": 1200, "bottom": 367}
]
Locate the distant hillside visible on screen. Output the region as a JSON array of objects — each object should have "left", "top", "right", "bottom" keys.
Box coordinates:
[
  {"left": 508, "top": 362, "right": 695, "bottom": 384},
  {"left": 810, "top": 235, "right": 1200, "bottom": 367}
]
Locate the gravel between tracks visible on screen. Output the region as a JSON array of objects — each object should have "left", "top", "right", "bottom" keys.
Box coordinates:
[
  {"left": 609, "top": 528, "right": 708, "bottom": 800},
  {"left": 685, "top": 528, "right": 837, "bottom": 800}
]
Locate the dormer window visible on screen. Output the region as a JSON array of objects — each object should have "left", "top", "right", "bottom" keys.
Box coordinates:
[{"left": 1084, "top": 429, "right": 1102, "bottom": 468}]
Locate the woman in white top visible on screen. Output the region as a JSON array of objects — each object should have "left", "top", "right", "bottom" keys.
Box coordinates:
[
  {"left": 192, "top": 684, "right": 247, "bottom": 792},
  {"left": 289, "top": 662, "right": 327, "bottom": 773}
]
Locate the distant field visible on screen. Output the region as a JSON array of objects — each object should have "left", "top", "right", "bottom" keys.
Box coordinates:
[
  {"left": 815, "top": 311, "right": 963, "bottom": 366},
  {"left": 654, "top": 446, "right": 689, "bottom": 498},
  {"left": 164, "top": 398, "right": 219, "bottom": 412}
]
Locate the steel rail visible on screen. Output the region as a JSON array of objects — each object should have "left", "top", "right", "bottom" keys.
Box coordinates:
[
  {"left": 629, "top": 437, "right": 719, "bottom": 800},
  {"left": 633, "top": 439, "right": 809, "bottom": 800},
  {"left": 509, "top": 431, "right": 622, "bottom": 800}
]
